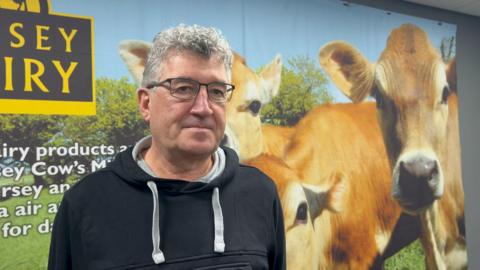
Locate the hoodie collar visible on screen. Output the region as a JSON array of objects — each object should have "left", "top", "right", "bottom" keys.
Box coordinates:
[
  {"left": 109, "top": 139, "right": 238, "bottom": 194},
  {"left": 132, "top": 135, "right": 226, "bottom": 184}
]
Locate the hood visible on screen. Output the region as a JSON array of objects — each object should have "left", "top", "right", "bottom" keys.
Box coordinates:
[{"left": 106, "top": 145, "right": 239, "bottom": 265}]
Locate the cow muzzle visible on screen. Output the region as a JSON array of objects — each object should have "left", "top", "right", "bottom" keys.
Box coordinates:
[{"left": 392, "top": 151, "right": 444, "bottom": 214}]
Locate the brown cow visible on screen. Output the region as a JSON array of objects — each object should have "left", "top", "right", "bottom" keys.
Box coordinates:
[
  {"left": 284, "top": 102, "right": 408, "bottom": 269},
  {"left": 319, "top": 24, "right": 466, "bottom": 269},
  {"left": 118, "top": 40, "right": 283, "bottom": 161},
  {"left": 244, "top": 154, "right": 346, "bottom": 270},
  {"left": 261, "top": 124, "right": 295, "bottom": 157}
]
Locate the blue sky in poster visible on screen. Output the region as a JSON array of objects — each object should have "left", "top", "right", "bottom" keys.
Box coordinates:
[{"left": 52, "top": 0, "right": 456, "bottom": 102}]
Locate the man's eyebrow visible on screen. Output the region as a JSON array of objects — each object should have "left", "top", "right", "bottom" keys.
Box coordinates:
[{"left": 174, "top": 77, "right": 228, "bottom": 84}]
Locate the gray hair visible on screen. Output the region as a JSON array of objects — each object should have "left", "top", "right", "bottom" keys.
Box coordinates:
[{"left": 142, "top": 24, "right": 233, "bottom": 87}]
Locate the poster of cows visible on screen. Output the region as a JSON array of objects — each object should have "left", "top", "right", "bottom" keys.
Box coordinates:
[{"left": 0, "top": 0, "right": 466, "bottom": 269}]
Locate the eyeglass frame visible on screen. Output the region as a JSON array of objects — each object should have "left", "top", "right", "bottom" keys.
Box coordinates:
[{"left": 145, "top": 77, "right": 235, "bottom": 103}]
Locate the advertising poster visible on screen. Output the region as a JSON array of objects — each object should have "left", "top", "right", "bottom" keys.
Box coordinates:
[{"left": 0, "top": 0, "right": 465, "bottom": 269}]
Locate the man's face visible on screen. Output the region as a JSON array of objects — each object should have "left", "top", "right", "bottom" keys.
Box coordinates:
[{"left": 138, "top": 51, "right": 228, "bottom": 158}]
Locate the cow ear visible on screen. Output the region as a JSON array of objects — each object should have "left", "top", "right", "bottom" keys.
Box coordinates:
[
  {"left": 325, "top": 172, "right": 347, "bottom": 213},
  {"left": 319, "top": 41, "right": 375, "bottom": 103},
  {"left": 118, "top": 40, "right": 152, "bottom": 85},
  {"left": 258, "top": 54, "right": 282, "bottom": 104},
  {"left": 302, "top": 184, "right": 327, "bottom": 224},
  {"left": 233, "top": 51, "right": 247, "bottom": 65},
  {"left": 446, "top": 58, "right": 457, "bottom": 93}
]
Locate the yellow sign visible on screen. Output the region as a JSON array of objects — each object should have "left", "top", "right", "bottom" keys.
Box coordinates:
[{"left": 0, "top": 0, "right": 95, "bottom": 115}]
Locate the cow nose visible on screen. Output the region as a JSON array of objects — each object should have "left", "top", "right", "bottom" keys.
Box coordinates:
[
  {"left": 395, "top": 155, "right": 442, "bottom": 213},
  {"left": 401, "top": 157, "right": 438, "bottom": 180}
]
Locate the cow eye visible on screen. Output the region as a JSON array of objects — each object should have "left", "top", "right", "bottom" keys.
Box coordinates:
[
  {"left": 248, "top": 100, "right": 262, "bottom": 115},
  {"left": 295, "top": 202, "right": 308, "bottom": 224},
  {"left": 441, "top": 86, "right": 450, "bottom": 105}
]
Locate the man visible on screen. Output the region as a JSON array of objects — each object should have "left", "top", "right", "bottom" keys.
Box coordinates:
[{"left": 48, "top": 24, "right": 286, "bottom": 270}]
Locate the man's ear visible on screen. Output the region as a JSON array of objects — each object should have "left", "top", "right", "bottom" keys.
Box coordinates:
[
  {"left": 118, "top": 40, "right": 152, "bottom": 84},
  {"left": 137, "top": 88, "right": 151, "bottom": 123}
]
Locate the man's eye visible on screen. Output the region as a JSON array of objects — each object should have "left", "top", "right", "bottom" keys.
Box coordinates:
[
  {"left": 175, "top": 86, "right": 195, "bottom": 94},
  {"left": 209, "top": 88, "right": 226, "bottom": 98}
]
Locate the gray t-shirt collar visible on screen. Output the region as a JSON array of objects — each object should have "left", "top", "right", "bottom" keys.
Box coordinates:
[{"left": 132, "top": 135, "right": 225, "bottom": 183}]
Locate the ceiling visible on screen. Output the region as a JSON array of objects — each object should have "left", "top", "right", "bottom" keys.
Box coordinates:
[{"left": 404, "top": 0, "right": 480, "bottom": 17}]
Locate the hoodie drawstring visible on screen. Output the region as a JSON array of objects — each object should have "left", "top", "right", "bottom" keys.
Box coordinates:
[
  {"left": 147, "top": 181, "right": 165, "bottom": 264},
  {"left": 146, "top": 182, "right": 225, "bottom": 264},
  {"left": 212, "top": 187, "right": 225, "bottom": 253}
]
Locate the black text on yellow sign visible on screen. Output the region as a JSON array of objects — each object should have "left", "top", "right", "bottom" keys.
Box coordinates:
[{"left": 0, "top": 8, "right": 95, "bottom": 115}]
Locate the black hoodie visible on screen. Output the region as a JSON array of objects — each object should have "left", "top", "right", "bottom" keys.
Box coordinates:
[{"left": 48, "top": 147, "right": 286, "bottom": 270}]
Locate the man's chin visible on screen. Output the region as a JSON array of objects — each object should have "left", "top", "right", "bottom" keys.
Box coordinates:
[
  {"left": 178, "top": 141, "right": 218, "bottom": 156},
  {"left": 176, "top": 131, "right": 221, "bottom": 155}
]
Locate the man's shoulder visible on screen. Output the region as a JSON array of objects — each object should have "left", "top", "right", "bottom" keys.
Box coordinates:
[
  {"left": 234, "top": 163, "right": 278, "bottom": 193},
  {"left": 63, "top": 168, "right": 119, "bottom": 202}
]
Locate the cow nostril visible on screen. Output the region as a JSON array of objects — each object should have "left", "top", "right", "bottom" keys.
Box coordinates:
[
  {"left": 401, "top": 157, "right": 437, "bottom": 179},
  {"left": 427, "top": 163, "right": 439, "bottom": 182}
]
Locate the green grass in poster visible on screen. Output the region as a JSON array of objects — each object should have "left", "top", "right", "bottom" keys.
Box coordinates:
[
  {"left": 0, "top": 181, "right": 63, "bottom": 270},
  {"left": 385, "top": 239, "right": 426, "bottom": 270}
]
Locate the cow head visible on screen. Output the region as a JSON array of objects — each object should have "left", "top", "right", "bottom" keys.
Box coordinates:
[
  {"left": 282, "top": 170, "right": 346, "bottom": 270},
  {"left": 319, "top": 24, "right": 457, "bottom": 215},
  {"left": 118, "top": 40, "right": 282, "bottom": 161},
  {"left": 226, "top": 53, "right": 282, "bottom": 160},
  {"left": 245, "top": 154, "right": 346, "bottom": 270}
]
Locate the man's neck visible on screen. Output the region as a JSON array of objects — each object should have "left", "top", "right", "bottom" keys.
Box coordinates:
[{"left": 142, "top": 144, "right": 214, "bottom": 181}]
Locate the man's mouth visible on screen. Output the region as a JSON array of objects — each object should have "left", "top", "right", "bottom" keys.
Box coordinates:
[{"left": 185, "top": 125, "right": 211, "bottom": 129}]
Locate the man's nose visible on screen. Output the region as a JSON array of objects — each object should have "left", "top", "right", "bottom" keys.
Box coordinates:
[{"left": 190, "top": 87, "right": 213, "bottom": 115}]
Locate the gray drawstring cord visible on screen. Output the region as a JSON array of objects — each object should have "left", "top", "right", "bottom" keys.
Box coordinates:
[
  {"left": 147, "top": 181, "right": 165, "bottom": 264},
  {"left": 212, "top": 187, "right": 225, "bottom": 253},
  {"left": 146, "top": 182, "right": 225, "bottom": 261}
]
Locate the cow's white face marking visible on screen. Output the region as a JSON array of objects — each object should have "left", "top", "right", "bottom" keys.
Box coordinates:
[
  {"left": 222, "top": 124, "right": 240, "bottom": 153},
  {"left": 245, "top": 81, "right": 261, "bottom": 104},
  {"left": 375, "top": 229, "right": 392, "bottom": 254},
  {"left": 444, "top": 244, "right": 467, "bottom": 270},
  {"left": 434, "top": 63, "right": 449, "bottom": 101},
  {"left": 284, "top": 183, "right": 319, "bottom": 270},
  {"left": 374, "top": 64, "right": 389, "bottom": 96},
  {"left": 283, "top": 182, "right": 310, "bottom": 228}
]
